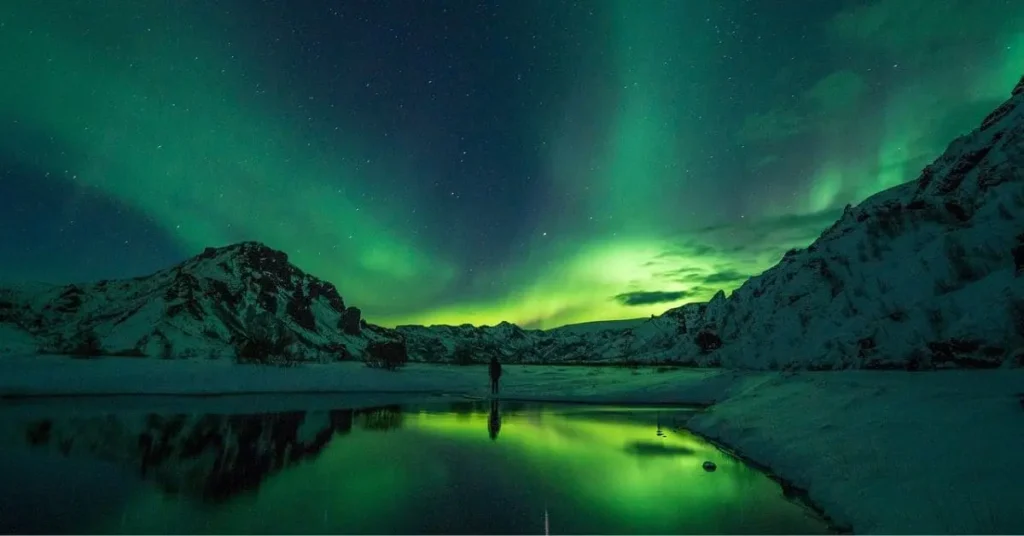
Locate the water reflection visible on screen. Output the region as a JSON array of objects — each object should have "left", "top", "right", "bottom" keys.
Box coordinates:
[
  {"left": 488, "top": 399, "right": 501, "bottom": 440},
  {"left": 18, "top": 406, "right": 401, "bottom": 502},
  {"left": 0, "top": 401, "right": 829, "bottom": 534}
]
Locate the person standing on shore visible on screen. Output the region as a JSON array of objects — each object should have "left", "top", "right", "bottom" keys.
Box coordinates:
[{"left": 489, "top": 356, "right": 502, "bottom": 396}]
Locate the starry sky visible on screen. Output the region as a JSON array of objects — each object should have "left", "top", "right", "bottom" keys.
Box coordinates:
[{"left": 1, "top": 0, "right": 1022, "bottom": 328}]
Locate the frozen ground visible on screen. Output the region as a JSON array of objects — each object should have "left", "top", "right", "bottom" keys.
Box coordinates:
[
  {"left": 0, "top": 355, "right": 1022, "bottom": 534},
  {"left": 687, "top": 370, "right": 1024, "bottom": 534},
  {"left": 0, "top": 355, "right": 725, "bottom": 402}
]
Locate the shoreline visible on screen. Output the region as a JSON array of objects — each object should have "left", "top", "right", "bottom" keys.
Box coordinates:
[
  {"left": 1, "top": 356, "right": 1022, "bottom": 533},
  {"left": 684, "top": 425, "right": 854, "bottom": 534}
]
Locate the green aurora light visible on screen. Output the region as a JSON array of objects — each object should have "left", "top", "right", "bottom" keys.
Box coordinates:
[{"left": 2, "top": 0, "right": 1022, "bottom": 328}]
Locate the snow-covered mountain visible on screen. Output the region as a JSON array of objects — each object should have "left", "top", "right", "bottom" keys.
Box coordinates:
[
  {"left": 663, "top": 75, "right": 1024, "bottom": 369},
  {"left": 395, "top": 321, "right": 648, "bottom": 364},
  {"left": 399, "top": 74, "right": 1024, "bottom": 370},
  {"left": 2, "top": 75, "right": 1022, "bottom": 370},
  {"left": 0, "top": 242, "right": 400, "bottom": 361}
]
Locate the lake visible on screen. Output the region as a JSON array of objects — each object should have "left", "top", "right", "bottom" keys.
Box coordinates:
[{"left": 0, "top": 397, "right": 829, "bottom": 534}]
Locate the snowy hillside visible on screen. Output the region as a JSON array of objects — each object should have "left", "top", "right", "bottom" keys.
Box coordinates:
[
  {"left": 0, "top": 242, "right": 399, "bottom": 362},
  {"left": 643, "top": 74, "right": 1024, "bottom": 369}
]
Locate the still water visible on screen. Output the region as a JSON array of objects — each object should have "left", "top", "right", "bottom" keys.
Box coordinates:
[{"left": 0, "top": 398, "right": 828, "bottom": 534}]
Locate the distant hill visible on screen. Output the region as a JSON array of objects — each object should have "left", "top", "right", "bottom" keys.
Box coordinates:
[{"left": 549, "top": 318, "right": 648, "bottom": 335}]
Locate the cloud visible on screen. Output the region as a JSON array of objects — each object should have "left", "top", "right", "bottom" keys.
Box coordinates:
[
  {"left": 687, "top": 208, "right": 842, "bottom": 245},
  {"left": 652, "top": 208, "right": 843, "bottom": 285},
  {"left": 614, "top": 290, "right": 695, "bottom": 306},
  {"left": 654, "top": 266, "right": 705, "bottom": 279},
  {"left": 700, "top": 269, "right": 750, "bottom": 285}
]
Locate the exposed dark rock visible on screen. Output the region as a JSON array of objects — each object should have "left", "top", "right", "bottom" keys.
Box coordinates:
[
  {"left": 341, "top": 307, "right": 362, "bottom": 335},
  {"left": 453, "top": 344, "right": 477, "bottom": 365},
  {"left": 285, "top": 290, "right": 316, "bottom": 332},
  {"left": 54, "top": 286, "right": 84, "bottom": 314},
  {"left": 807, "top": 258, "right": 844, "bottom": 298},
  {"left": 695, "top": 330, "right": 722, "bottom": 353},
  {"left": 977, "top": 161, "right": 1013, "bottom": 191},
  {"left": 857, "top": 337, "right": 876, "bottom": 359},
  {"left": 916, "top": 165, "right": 936, "bottom": 192},
  {"left": 980, "top": 99, "right": 1016, "bottom": 131},
  {"left": 67, "top": 329, "right": 103, "bottom": 357},
  {"left": 888, "top": 309, "right": 908, "bottom": 322},
  {"left": 366, "top": 340, "right": 408, "bottom": 370},
  {"left": 235, "top": 313, "right": 295, "bottom": 364},
  {"left": 326, "top": 343, "right": 353, "bottom": 361},
  {"left": 905, "top": 199, "right": 927, "bottom": 210},
  {"left": 198, "top": 246, "right": 219, "bottom": 260},
  {"left": 934, "top": 147, "right": 992, "bottom": 195},
  {"left": 927, "top": 339, "right": 1001, "bottom": 369},
  {"left": 904, "top": 351, "right": 925, "bottom": 372},
  {"left": 309, "top": 281, "right": 345, "bottom": 314},
  {"left": 208, "top": 279, "right": 241, "bottom": 308},
  {"left": 1013, "top": 234, "right": 1024, "bottom": 275},
  {"left": 943, "top": 201, "right": 969, "bottom": 222},
  {"left": 165, "top": 272, "right": 205, "bottom": 322}
]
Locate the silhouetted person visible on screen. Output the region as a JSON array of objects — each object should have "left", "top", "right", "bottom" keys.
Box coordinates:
[
  {"left": 488, "top": 398, "right": 502, "bottom": 440},
  {"left": 489, "top": 356, "right": 502, "bottom": 396}
]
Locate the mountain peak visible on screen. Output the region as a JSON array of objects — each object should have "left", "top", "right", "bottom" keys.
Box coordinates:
[
  {"left": 178, "top": 241, "right": 347, "bottom": 325},
  {"left": 194, "top": 241, "right": 289, "bottom": 268}
]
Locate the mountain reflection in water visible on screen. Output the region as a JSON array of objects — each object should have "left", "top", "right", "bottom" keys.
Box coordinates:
[{"left": 0, "top": 400, "right": 828, "bottom": 534}]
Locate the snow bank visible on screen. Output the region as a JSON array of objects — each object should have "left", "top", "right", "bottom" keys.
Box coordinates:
[
  {"left": 687, "top": 370, "right": 1024, "bottom": 534},
  {"left": 0, "top": 325, "right": 36, "bottom": 355},
  {"left": 0, "top": 355, "right": 722, "bottom": 404}
]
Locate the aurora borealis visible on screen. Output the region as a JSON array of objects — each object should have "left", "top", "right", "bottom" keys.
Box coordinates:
[{"left": 1, "top": 0, "right": 1022, "bottom": 328}]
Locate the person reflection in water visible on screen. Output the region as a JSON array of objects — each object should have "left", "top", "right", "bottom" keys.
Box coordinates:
[
  {"left": 489, "top": 356, "right": 503, "bottom": 396},
  {"left": 488, "top": 398, "right": 502, "bottom": 440}
]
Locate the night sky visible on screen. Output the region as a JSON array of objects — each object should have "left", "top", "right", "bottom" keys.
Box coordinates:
[{"left": 1, "top": 0, "right": 1022, "bottom": 328}]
